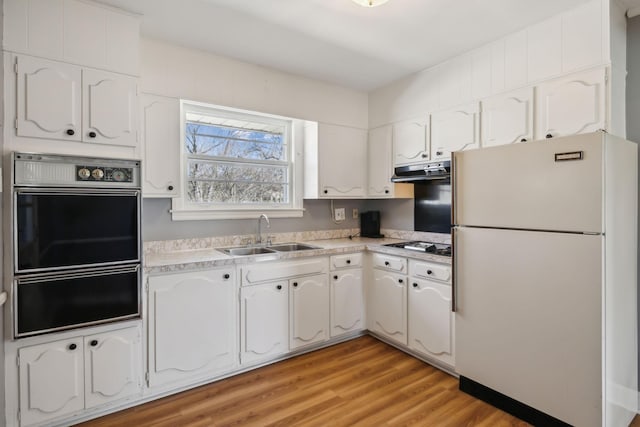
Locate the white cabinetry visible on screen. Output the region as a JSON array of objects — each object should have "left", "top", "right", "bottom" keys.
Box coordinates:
[
  {"left": 241, "top": 281, "right": 289, "bottom": 365},
  {"left": 430, "top": 103, "right": 480, "bottom": 160},
  {"left": 368, "top": 125, "right": 394, "bottom": 197},
  {"left": 290, "top": 275, "right": 330, "bottom": 350},
  {"left": 408, "top": 259, "right": 454, "bottom": 368},
  {"left": 4, "top": 0, "right": 140, "bottom": 76},
  {"left": 329, "top": 253, "right": 364, "bottom": 338},
  {"left": 304, "top": 122, "right": 367, "bottom": 198},
  {"left": 535, "top": 68, "right": 606, "bottom": 139},
  {"left": 140, "top": 94, "right": 181, "bottom": 197},
  {"left": 15, "top": 55, "right": 138, "bottom": 148},
  {"left": 392, "top": 116, "right": 429, "bottom": 166},
  {"left": 18, "top": 326, "right": 141, "bottom": 426},
  {"left": 369, "top": 254, "right": 408, "bottom": 346},
  {"left": 147, "top": 269, "right": 237, "bottom": 387},
  {"left": 481, "top": 88, "right": 534, "bottom": 147}
]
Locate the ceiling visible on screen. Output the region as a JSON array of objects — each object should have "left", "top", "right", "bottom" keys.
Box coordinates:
[{"left": 96, "top": 0, "right": 634, "bottom": 91}]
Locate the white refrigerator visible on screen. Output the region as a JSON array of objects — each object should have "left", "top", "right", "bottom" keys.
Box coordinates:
[{"left": 452, "top": 131, "right": 637, "bottom": 427}]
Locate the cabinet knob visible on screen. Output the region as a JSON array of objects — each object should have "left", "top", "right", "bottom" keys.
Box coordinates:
[
  {"left": 323, "top": 189, "right": 328, "bottom": 194},
  {"left": 68, "top": 343, "right": 77, "bottom": 350},
  {"left": 427, "top": 269, "right": 433, "bottom": 275},
  {"left": 346, "top": 259, "right": 351, "bottom": 264},
  {"left": 520, "top": 138, "right": 527, "bottom": 142},
  {"left": 88, "top": 131, "right": 97, "bottom": 138},
  {"left": 276, "top": 285, "right": 282, "bottom": 290},
  {"left": 384, "top": 261, "right": 390, "bottom": 266},
  {"left": 385, "top": 189, "right": 389, "bottom": 194},
  {"left": 90, "top": 340, "right": 98, "bottom": 347},
  {"left": 168, "top": 185, "right": 174, "bottom": 191},
  {"left": 421, "top": 153, "right": 428, "bottom": 158},
  {"left": 333, "top": 275, "right": 338, "bottom": 280},
  {"left": 398, "top": 279, "right": 404, "bottom": 284},
  {"left": 546, "top": 133, "right": 553, "bottom": 139},
  {"left": 413, "top": 283, "right": 418, "bottom": 288},
  {"left": 293, "top": 282, "right": 298, "bottom": 287},
  {"left": 66, "top": 129, "right": 75, "bottom": 136},
  {"left": 436, "top": 151, "right": 443, "bottom": 156},
  {"left": 223, "top": 273, "right": 230, "bottom": 280}
]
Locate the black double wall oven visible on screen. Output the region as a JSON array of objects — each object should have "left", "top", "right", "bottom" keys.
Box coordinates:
[{"left": 12, "top": 153, "right": 142, "bottom": 338}]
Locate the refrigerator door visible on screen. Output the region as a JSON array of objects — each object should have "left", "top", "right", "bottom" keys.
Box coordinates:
[
  {"left": 453, "top": 132, "right": 603, "bottom": 233},
  {"left": 454, "top": 226, "right": 602, "bottom": 426}
]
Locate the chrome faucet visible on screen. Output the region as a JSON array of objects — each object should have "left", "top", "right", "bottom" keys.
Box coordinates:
[{"left": 257, "top": 214, "right": 270, "bottom": 245}]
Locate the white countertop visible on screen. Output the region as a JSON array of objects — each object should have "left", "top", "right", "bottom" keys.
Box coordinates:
[{"left": 144, "top": 237, "right": 451, "bottom": 274}]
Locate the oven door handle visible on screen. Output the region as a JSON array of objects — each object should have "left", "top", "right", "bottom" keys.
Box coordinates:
[
  {"left": 16, "top": 265, "right": 140, "bottom": 284},
  {"left": 15, "top": 189, "right": 140, "bottom": 197}
]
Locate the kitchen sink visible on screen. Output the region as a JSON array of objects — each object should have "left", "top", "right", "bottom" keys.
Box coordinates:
[
  {"left": 218, "top": 247, "right": 276, "bottom": 256},
  {"left": 269, "top": 243, "right": 320, "bottom": 252}
]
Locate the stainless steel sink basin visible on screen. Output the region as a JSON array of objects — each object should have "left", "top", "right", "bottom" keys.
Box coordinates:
[
  {"left": 269, "top": 243, "right": 320, "bottom": 252},
  {"left": 218, "top": 247, "right": 276, "bottom": 256}
]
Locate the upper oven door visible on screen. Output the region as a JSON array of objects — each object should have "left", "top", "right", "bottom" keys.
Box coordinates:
[{"left": 14, "top": 188, "right": 141, "bottom": 273}]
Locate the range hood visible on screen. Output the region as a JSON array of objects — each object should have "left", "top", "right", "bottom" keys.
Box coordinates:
[{"left": 390, "top": 160, "right": 451, "bottom": 182}]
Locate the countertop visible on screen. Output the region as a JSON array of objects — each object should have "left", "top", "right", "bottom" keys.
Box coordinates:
[{"left": 144, "top": 237, "right": 452, "bottom": 274}]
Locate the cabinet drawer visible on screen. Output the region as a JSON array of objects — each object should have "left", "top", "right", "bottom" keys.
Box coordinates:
[
  {"left": 242, "top": 257, "right": 329, "bottom": 286},
  {"left": 330, "top": 253, "right": 363, "bottom": 270},
  {"left": 372, "top": 253, "right": 407, "bottom": 273},
  {"left": 410, "top": 260, "right": 451, "bottom": 283}
]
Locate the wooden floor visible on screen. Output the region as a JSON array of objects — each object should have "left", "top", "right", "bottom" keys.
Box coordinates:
[{"left": 79, "top": 336, "right": 530, "bottom": 427}]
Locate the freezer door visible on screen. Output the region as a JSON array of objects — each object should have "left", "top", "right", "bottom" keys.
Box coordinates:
[
  {"left": 454, "top": 227, "right": 602, "bottom": 426},
  {"left": 453, "top": 132, "right": 603, "bottom": 233}
]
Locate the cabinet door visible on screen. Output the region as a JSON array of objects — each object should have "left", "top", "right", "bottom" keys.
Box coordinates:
[
  {"left": 290, "top": 274, "right": 330, "bottom": 350},
  {"left": 393, "top": 116, "right": 429, "bottom": 166},
  {"left": 369, "top": 270, "right": 407, "bottom": 345},
  {"left": 481, "top": 88, "right": 534, "bottom": 148},
  {"left": 368, "top": 125, "right": 394, "bottom": 197},
  {"left": 318, "top": 124, "right": 367, "bottom": 198},
  {"left": 140, "top": 94, "right": 181, "bottom": 197},
  {"left": 408, "top": 279, "right": 454, "bottom": 367},
  {"left": 16, "top": 55, "right": 82, "bottom": 141},
  {"left": 148, "top": 269, "right": 238, "bottom": 387},
  {"left": 536, "top": 67, "right": 605, "bottom": 139},
  {"left": 430, "top": 102, "right": 480, "bottom": 160},
  {"left": 84, "top": 327, "right": 142, "bottom": 408},
  {"left": 331, "top": 269, "right": 364, "bottom": 337},
  {"left": 241, "top": 281, "right": 289, "bottom": 365},
  {"left": 63, "top": 0, "right": 107, "bottom": 68},
  {"left": 4, "top": 0, "right": 64, "bottom": 59},
  {"left": 19, "top": 338, "right": 84, "bottom": 426},
  {"left": 83, "top": 68, "right": 137, "bottom": 147}
]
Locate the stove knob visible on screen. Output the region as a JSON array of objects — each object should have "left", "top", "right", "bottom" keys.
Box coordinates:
[
  {"left": 92, "top": 169, "right": 104, "bottom": 180},
  {"left": 78, "top": 168, "right": 91, "bottom": 179}
]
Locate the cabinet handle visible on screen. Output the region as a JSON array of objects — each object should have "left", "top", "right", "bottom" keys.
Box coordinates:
[
  {"left": 68, "top": 343, "right": 77, "bottom": 350},
  {"left": 223, "top": 273, "right": 230, "bottom": 280},
  {"left": 90, "top": 340, "right": 98, "bottom": 347},
  {"left": 520, "top": 138, "right": 527, "bottom": 142},
  {"left": 168, "top": 185, "right": 174, "bottom": 191},
  {"left": 546, "top": 133, "right": 553, "bottom": 139},
  {"left": 323, "top": 189, "right": 328, "bottom": 194},
  {"left": 384, "top": 189, "right": 389, "bottom": 194},
  {"left": 333, "top": 275, "right": 338, "bottom": 280},
  {"left": 413, "top": 283, "right": 418, "bottom": 288},
  {"left": 436, "top": 151, "right": 443, "bottom": 156},
  {"left": 398, "top": 279, "right": 404, "bottom": 284},
  {"left": 384, "top": 261, "right": 390, "bottom": 266},
  {"left": 66, "top": 129, "right": 75, "bottom": 136},
  {"left": 421, "top": 153, "right": 428, "bottom": 158},
  {"left": 88, "top": 131, "right": 97, "bottom": 138},
  {"left": 293, "top": 282, "right": 298, "bottom": 287},
  {"left": 276, "top": 285, "right": 282, "bottom": 290},
  {"left": 346, "top": 259, "right": 351, "bottom": 264},
  {"left": 427, "top": 269, "right": 433, "bottom": 275}
]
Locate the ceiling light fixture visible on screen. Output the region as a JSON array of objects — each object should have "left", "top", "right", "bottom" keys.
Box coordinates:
[{"left": 351, "top": 0, "right": 390, "bottom": 7}]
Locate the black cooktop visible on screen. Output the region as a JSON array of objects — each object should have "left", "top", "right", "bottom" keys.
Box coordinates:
[{"left": 384, "top": 241, "right": 452, "bottom": 257}]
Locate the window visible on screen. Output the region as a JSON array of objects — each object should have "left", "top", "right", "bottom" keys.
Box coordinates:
[{"left": 171, "top": 101, "right": 304, "bottom": 220}]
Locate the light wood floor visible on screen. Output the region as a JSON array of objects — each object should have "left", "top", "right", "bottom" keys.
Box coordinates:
[{"left": 79, "top": 336, "right": 530, "bottom": 427}]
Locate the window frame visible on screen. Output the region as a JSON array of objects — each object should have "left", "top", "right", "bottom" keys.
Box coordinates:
[{"left": 171, "top": 100, "right": 304, "bottom": 221}]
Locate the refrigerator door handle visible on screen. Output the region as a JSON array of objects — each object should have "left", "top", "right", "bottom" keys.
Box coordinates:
[
  {"left": 451, "top": 153, "right": 457, "bottom": 226},
  {"left": 451, "top": 227, "right": 457, "bottom": 312}
]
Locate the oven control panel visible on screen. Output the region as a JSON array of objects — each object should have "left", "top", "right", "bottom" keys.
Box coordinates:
[{"left": 76, "top": 165, "right": 133, "bottom": 183}]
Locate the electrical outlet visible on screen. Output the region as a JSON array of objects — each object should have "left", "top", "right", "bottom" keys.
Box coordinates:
[
  {"left": 335, "top": 208, "right": 346, "bottom": 221},
  {"left": 352, "top": 208, "right": 359, "bottom": 219}
]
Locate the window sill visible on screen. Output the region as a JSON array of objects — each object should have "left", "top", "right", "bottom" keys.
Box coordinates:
[{"left": 170, "top": 208, "right": 305, "bottom": 221}]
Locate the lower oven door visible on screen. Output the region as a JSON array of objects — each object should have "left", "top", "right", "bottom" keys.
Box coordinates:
[{"left": 15, "top": 265, "right": 140, "bottom": 338}]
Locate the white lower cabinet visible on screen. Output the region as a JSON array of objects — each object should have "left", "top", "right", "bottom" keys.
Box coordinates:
[
  {"left": 148, "top": 269, "right": 237, "bottom": 387},
  {"left": 408, "top": 278, "right": 454, "bottom": 367},
  {"left": 330, "top": 269, "right": 364, "bottom": 337},
  {"left": 18, "top": 326, "right": 142, "bottom": 426},
  {"left": 290, "top": 274, "right": 330, "bottom": 350},
  {"left": 370, "top": 269, "right": 407, "bottom": 345},
  {"left": 241, "top": 281, "right": 289, "bottom": 365}
]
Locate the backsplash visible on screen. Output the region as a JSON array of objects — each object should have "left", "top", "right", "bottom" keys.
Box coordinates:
[{"left": 144, "top": 228, "right": 450, "bottom": 254}]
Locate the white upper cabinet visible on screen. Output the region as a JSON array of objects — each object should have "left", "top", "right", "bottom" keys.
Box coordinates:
[
  {"left": 535, "top": 67, "right": 606, "bottom": 139},
  {"left": 504, "top": 30, "right": 528, "bottom": 90},
  {"left": 83, "top": 69, "right": 137, "bottom": 147},
  {"left": 392, "top": 116, "right": 429, "bottom": 166},
  {"left": 430, "top": 102, "right": 480, "bottom": 160},
  {"left": 527, "top": 16, "right": 562, "bottom": 83},
  {"left": 140, "top": 94, "right": 181, "bottom": 198},
  {"left": 304, "top": 122, "right": 367, "bottom": 198},
  {"left": 16, "top": 55, "right": 82, "bottom": 141},
  {"left": 4, "top": 0, "right": 140, "bottom": 76},
  {"left": 562, "top": 0, "right": 603, "bottom": 73},
  {"left": 481, "top": 87, "right": 534, "bottom": 147},
  {"left": 368, "top": 125, "right": 393, "bottom": 197}
]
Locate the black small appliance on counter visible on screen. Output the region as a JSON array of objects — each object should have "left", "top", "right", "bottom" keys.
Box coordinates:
[{"left": 360, "top": 211, "right": 384, "bottom": 238}]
